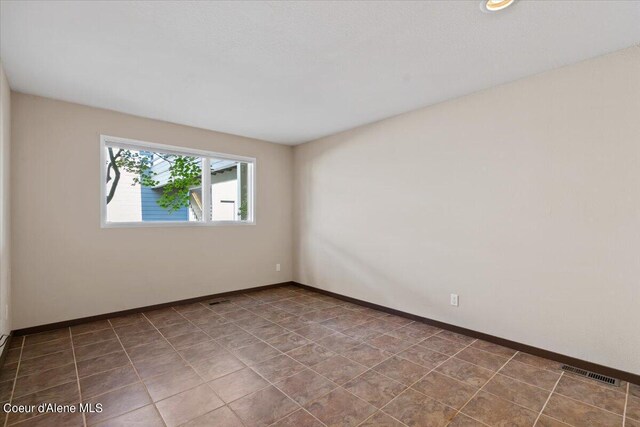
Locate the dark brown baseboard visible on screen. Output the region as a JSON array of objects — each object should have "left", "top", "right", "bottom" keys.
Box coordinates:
[
  {"left": 13, "top": 281, "right": 294, "bottom": 336},
  {"left": 0, "top": 332, "right": 13, "bottom": 368},
  {"left": 293, "top": 282, "right": 640, "bottom": 385}
]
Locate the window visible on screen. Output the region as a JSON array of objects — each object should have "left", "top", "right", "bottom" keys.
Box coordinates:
[{"left": 101, "top": 136, "right": 255, "bottom": 227}]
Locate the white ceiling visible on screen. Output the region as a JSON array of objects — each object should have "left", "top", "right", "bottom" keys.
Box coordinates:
[{"left": 1, "top": 1, "right": 639, "bottom": 144}]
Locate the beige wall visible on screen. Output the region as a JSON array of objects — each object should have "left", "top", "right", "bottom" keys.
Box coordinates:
[
  {"left": 0, "top": 62, "right": 10, "bottom": 337},
  {"left": 11, "top": 94, "right": 293, "bottom": 329},
  {"left": 293, "top": 46, "right": 640, "bottom": 374}
]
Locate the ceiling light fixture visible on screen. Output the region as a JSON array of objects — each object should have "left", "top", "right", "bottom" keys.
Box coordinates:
[{"left": 483, "top": 0, "right": 515, "bottom": 12}]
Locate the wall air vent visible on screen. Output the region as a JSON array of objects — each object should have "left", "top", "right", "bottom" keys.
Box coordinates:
[{"left": 561, "top": 365, "right": 620, "bottom": 387}]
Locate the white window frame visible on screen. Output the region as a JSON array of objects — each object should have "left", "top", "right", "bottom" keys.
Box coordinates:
[{"left": 100, "top": 135, "right": 256, "bottom": 228}]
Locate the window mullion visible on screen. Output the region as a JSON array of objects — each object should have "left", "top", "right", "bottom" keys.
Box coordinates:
[{"left": 202, "top": 158, "right": 211, "bottom": 223}]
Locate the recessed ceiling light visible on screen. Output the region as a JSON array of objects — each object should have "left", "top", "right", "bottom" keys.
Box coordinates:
[{"left": 483, "top": 0, "right": 515, "bottom": 12}]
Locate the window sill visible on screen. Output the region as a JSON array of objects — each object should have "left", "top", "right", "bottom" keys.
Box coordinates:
[{"left": 101, "top": 220, "right": 256, "bottom": 228}]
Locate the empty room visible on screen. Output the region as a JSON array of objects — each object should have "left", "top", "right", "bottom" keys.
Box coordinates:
[{"left": 0, "top": 1, "right": 638, "bottom": 426}]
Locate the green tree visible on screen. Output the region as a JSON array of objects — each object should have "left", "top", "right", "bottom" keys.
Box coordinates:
[{"left": 105, "top": 148, "right": 201, "bottom": 213}]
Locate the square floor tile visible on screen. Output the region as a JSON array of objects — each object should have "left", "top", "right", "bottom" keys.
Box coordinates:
[
  {"left": 73, "top": 340, "right": 123, "bottom": 362},
  {"left": 7, "top": 381, "right": 79, "bottom": 425},
  {"left": 512, "top": 352, "right": 563, "bottom": 371},
  {"left": 305, "top": 387, "right": 376, "bottom": 427},
  {"left": 554, "top": 375, "right": 626, "bottom": 414},
  {"left": 133, "top": 352, "right": 189, "bottom": 379},
  {"left": 16, "top": 350, "right": 74, "bottom": 377},
  {"left": 252, "top": 354, "right": 306, "bottom": 383},
  {"left": 266, "top": 332, "right": 310, "bottom": 352},
  {"left": 24, "top": 329, "right": 70, "bottom": 347},
  {"left": 462, "top": 390, "right": 538, "bottom": 426},
  {"left": 294, "top": 324, "right": 336, "bottom": 341},
  {"left": 9, "top": 412, "right": 84, "bottom": 427},
  {"left": 412, "top": 372, "right": 478, "bottom": 410},
  {"left": 341, "top": 344, "right": 392, "bottom": 368},
  {"left": 469, "top": 340, "right": 517, "bottom": 358},
  {"left": 627, "top": 394, "right": 640, "bottom": 422},
  {"left": 216, "top": 331, "right": 261, "bottom": 350},
  {"left": 76, "top": 350, "right": 130, "bottom": 378},
  {"left": 126, "top": 339, "right": 175, "bottom": 363},
  {"left": 344, "top": 370, "right": 406, "bottom": 408},
  {"left": 155, "top": 383, "right": 224, "bottom": 427},
  {"left": 181, "top": 405, "right": 245, "bottom": 427},
  {"left": 232, "top": 341, "right": 281, "bottom": 365},
  {"left": 436, "top": 331, "right": 475, "bottom": 345},
  {"left": 420, "top": 336, "right": 467, "bottom": 356},
  {"left": 80, "top": 364, "right": 138, "bottom": 399},
  {"left": 21, "top": 338, "right": 71, "bottom": 360},
  {"left": 143, "top": 365, "right": 203, "bottom": 402},
  {"left": 383, "top": 388, "right": 457, "bottom": 427},
  {"left": 481, "top": 373, "right": 550, "bottom": 412},
  {"left": 316, "top": 333, "right": 361, "bottom": 354},
  {"left": 435, "top": 358, "right": 493, "bottom": 388},
  {"left": 542, "top": 393, "right": 624, "bottom": 426},
  {"left": 191, "top": 353, "right": 245, "bottom": 381},
  {"left": 447, "top": 413, "right": 488, "bottom": 426},
  {"left": 373, "top": 356, "right": 429, "bottom": 386},
  {"left": 178, "top": 340, "right": 226, "bottom": 364},
  {"left": 230, "top": 385, "right": 299, "bottom": 427},
  {"left": 84, "top": 382, "right": 151, "bottom": 425},
  {"left": 499, "top": 359, "right": 561, "bottom": 390},
  {"left": 397, "top": 345, "right": 449, "bottom": 369},
  {"left": 455, "top": 347, "right": 509, "bottom": 371},
  {"left": 94, "top": 404, "right": 165, "bottom": 427},
  {"left": 367, "top": 335, "right": 412, "bottom": 353},
  {"left": 13, "top": 363, "right": 77, "bottom": 398},
  {"left": 209, "top": 368, "right": 269, "bottom": 403},
  {"left": 359, "top": 411, "right": 406, "bottom": 426},
  {"left": 165, "top": 330, "right": 211, "bottom": 350},
  {"left": 313, "top": 355, "right": 367, "bottom": 385},
  {"left": 270, "top": 409, "right": 324, "bottom": 427},
  {"left": 287, "top": 343, "right": 336, "bottom": 367},
  {"left": 276, "top": 369, "right": 337, "bottom": 405}
]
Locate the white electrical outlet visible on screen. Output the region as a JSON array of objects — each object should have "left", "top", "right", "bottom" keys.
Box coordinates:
[
  {"left": 276, "top": 263, "right": 281, "bottom": 272},
  {"left": 450, "top": 294, "right": 459, "bottom": 307}
]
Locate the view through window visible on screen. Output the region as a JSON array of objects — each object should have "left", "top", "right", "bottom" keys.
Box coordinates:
[{"left": 102, "top": 137, "right": 254, "bottom": 225}]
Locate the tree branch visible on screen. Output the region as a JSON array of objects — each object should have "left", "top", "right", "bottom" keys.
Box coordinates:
[{"left": 106, "top": 148, "right": 122, "bottom": 204}]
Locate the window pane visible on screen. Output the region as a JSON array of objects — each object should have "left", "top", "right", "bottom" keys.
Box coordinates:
[
  {"left": 105, "top": 145, "right": 203, "bottom": 223},
  {"left": 210, "top": 158, "right": 251, "bottom": 221}
]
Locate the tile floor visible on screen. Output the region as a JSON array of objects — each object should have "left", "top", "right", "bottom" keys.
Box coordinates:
[{"left": 0, "top": 285, "right": 637, "bottom": 426}]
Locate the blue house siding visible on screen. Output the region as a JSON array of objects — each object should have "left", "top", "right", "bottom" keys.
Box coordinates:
[{"left": 140, "top": 186, "right": 188, "bottom": 221}]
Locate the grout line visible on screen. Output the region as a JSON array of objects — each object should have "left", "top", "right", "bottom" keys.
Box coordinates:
[
  {"left": 248, "top": 291, "right": 486, "bottom": 427},
  {"left": 552, "top": 387, "right": 628, "bottom": 418},
  {"left": 7, "top": 287, "right": 610, "bottom": 427},
  {"left": 233, "top": 292, "right": 330, "bottom": 426},
  {"left": 150, "top": 303, "right": 275, "bottom": 426},
  {"left": 357, "top": 410, "right": 412, "bottom": 427},
  {"left": 623, "top": 382, "right": 630, "bottom": 427},
  {"left": 533, "top": 371, "right": 564, "bottom": 426},
  {"left": 68, "top": 327, "right": 88, "bottom": 427},
  {"left": 373, "top": 337, "right": 480, "bottom": 426},
  {"left": 139, "top": 309, "right": 244, "bottom": 426},
  {"left": 108, "top": 318, "right": 168, "bottom": 427},
  {"left": 447, "top": 350, "right": 519, "bottom": 425},
  {"left": 560, "top": 369, "right": 629, "bottom": 395},
  {"left": 3, "top": 337, "right": 24, "bottom": 427}
]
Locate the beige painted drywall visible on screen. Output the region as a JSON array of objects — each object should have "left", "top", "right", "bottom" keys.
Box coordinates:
[
  {"left": 11, "top": 94, "right": 293, "bottom": 329},
  {"left": 0, "top": 62, "right": 11, "bottom": 337},
  {"left": 293, "top": 46, "right": 640, "bottom": 374}
]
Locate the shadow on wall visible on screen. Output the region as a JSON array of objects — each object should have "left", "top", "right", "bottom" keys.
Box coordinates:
[{"left": 300, "top": 229, "right": 442, "bottom": 316}]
